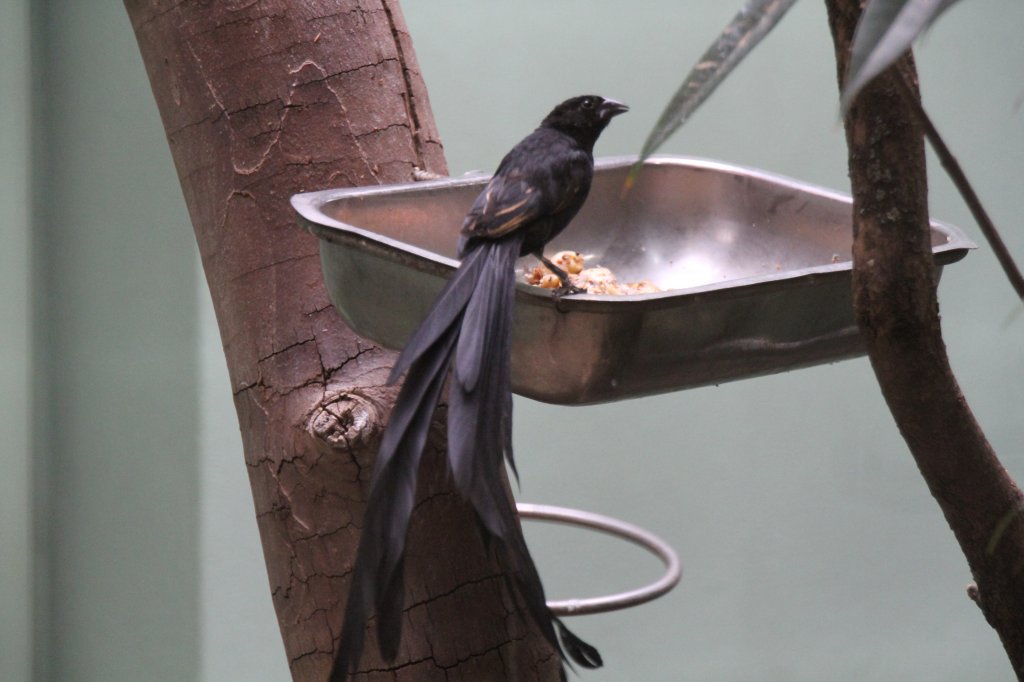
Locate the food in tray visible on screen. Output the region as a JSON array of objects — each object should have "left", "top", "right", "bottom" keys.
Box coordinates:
[{"left": 524, "top": 250, "right": 661, "bottom": 295}]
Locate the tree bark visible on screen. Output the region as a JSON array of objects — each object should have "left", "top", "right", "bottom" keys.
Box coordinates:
[
  {"left": 124, "top": 1, "right": 560, "bottom": 679},
  {"left": 825, "top": 1, "right": 1024, "bottom": 677}
]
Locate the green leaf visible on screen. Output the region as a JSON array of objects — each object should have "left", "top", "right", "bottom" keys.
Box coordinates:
[
  {"left": 635, "top": 0, "right": 799, "bottom": 167},
  {"left": 841, "top": 0, "right": 961, "bottom": 110}
]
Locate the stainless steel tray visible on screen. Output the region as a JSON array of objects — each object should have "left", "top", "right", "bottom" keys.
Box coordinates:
[{"left": 292, "top": 156, "right": 972, "bottom": 405}]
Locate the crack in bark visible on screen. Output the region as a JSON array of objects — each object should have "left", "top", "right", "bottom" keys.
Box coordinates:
[
  {"left": 287, "top": 645, "right": 332, "bottom": 667},
  {"left": 193, "top": 6, "right": 287, "bottom": 34},
  {"left": 166, "top": 109, "right": 226, "bottom": 138},
  {"left": 350, "top": 635, "right": 530, "bottom": 678},
  {"left": 291, "top": 55, "right": 401, "bottom": 83},
  {"left": 401, "top": 573, "right": 506, "bottom": 615},
  {"left": 258, "top": 337, "right": 317, "bottom": 364},
  {"left": 232, "top": 376, "right": 262, "bottom": 397},
  {"left": 131, "top": 0, "right": 188, "bottom": 30},
  {"left": 229, "top": 252, "right": 318, "bottom": 284},
  {"left": 309, "top": 5, "right": 387, "bottom": 26},
  {"left": 439, "top": 636, "right": 528, "bottom": 672},
  {"left": 381, "top": 1, "right": 425, "bottom": 169},
  {"left": 325, "top": 344, "right": 378, "bottom": 377},
  {"left": 353, "top": 120, "right": 412, "bottom": 140}
]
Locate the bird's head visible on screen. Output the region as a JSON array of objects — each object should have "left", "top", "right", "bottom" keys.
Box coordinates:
[{"left": 541, "top": 95, "right": 629, "bottom": 149}]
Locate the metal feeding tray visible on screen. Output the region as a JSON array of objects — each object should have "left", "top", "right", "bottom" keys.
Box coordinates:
[{"left": 291, "top": 156, "right": 972, "bottom": 405}]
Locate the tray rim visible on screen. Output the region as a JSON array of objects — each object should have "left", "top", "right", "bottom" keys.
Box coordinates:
[{"left": 292, "top": 155, "right": 976, "bottom": 312}]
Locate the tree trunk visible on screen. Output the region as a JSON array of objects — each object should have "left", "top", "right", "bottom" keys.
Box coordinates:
[
  {"left": 124, "top": 1, "right": 560, "bottom": 678},
  {"left": 824, "top": 1, "right": 1024, "bottom": 677}
]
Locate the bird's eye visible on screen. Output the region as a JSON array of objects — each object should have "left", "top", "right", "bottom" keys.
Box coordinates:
[{"left": 581, "top": 98, "right": 595, "bottom": 110}]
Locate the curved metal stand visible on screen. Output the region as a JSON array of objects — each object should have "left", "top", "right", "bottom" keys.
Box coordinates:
[{"left": 516, "top": 502, "right": 682, "bottom": 617}]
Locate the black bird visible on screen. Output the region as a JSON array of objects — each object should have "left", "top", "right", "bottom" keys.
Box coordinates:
[{"left": 331, "top": 95, "right": 628, "bottom": 680}]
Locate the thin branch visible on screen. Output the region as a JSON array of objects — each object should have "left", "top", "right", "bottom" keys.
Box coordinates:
[{"left": 896, "top": 72, "right": 1024, "bottom": 301}]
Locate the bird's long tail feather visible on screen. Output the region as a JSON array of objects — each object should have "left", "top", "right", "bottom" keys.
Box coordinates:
[
  {"left": 448, "top": 237, "right": 601, "bottom": 673},
  {"left": 331, "top": 237, "right": 601, "bottom": 679},
  {"left": 330, "top": 323, "right": 458, "bottom": 680},
  {"left": 330, "top": 248, "right": 490, "bottom": 680}
]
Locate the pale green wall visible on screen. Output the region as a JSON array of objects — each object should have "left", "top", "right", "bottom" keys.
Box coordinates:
[
  {"left": 0, "top": 1, "right": 34, "bottom": 680},
  {"left": 34, "top": 1, "right": 201, "bottom": 679},
  {"left": 22, "top": 1, "right": 288, "bottom": 681},
  {"left": 3, "top": 1, "right": 1021, "bottom": 681}
]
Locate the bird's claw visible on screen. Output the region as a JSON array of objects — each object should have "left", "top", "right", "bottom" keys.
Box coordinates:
[{"left": 551, "top": 283, "right": 587, "bottom": 301}]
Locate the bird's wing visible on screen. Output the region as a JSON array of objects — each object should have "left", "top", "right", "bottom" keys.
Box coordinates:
[
  {"left": 461, "top": 134, "right": 588, "bottom": 242},
  {"left": 462, "top": 167, "right": 546, "bottom": 240}
]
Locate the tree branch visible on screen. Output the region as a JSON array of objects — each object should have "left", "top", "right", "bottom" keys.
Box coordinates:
[{"left": 825, "top": 1, "right": 1024, "bottom": 678}]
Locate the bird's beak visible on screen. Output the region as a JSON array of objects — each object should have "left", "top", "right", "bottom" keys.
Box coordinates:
[{"left": 599, "top": 98, "right": 629, "bottom": 119}]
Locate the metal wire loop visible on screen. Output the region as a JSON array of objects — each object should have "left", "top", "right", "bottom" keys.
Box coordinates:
[{"left": 516, "top": 502, "right": 682, "bottom": 617}]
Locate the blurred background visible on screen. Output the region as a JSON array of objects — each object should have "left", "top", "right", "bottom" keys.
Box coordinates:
[{"left": 2, "top": 1, "right": 1021, "bottom": 680}]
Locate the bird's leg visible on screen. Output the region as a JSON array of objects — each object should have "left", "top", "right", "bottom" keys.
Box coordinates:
[{"left": 536, "top": 254, "right": 586, "bottom": 299}]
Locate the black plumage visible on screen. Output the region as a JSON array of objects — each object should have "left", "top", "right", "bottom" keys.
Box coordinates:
[{"left": 331, "top": 95, "right": 628, "bottom": 680}]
